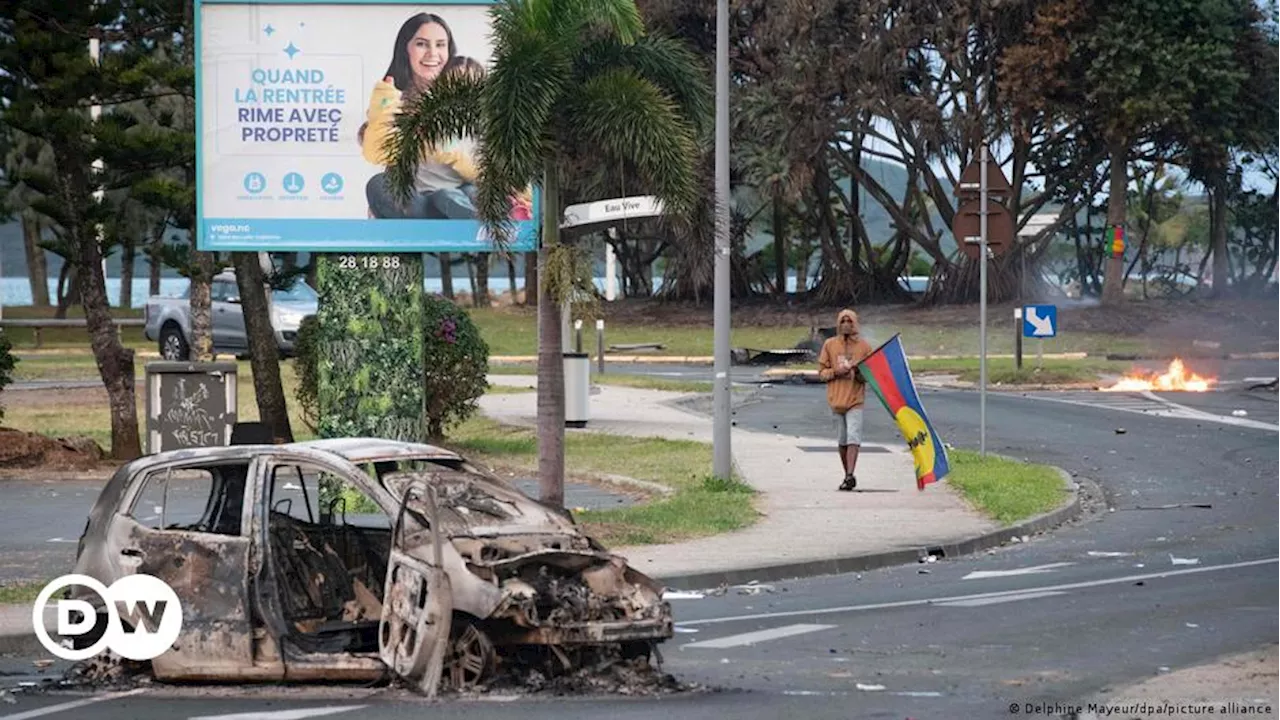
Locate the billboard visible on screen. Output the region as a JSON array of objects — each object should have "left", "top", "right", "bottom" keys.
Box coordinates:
[{"left": 196, "top": 0, "right": 538, "bottom": 252}]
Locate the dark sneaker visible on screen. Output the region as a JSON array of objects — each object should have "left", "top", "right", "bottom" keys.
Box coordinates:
[{"left": 839, "top": 474, "right": 857, "bottom": 491}]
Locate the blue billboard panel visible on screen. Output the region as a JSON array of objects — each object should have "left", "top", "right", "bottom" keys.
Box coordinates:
[{"left": 196, "top": 0, "right": 537, "bottom": 252}]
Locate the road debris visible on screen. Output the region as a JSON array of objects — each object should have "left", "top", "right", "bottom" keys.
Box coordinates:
[
  {"left": 662, "top": 590, "right": 705, "bottom": 600},
  {"left": 1169, "top": 554, "right": 1200, "bottom": 566},
  {"left": 1086, "top": 551, "right": 1134, "bottom": 557},
  {"left": 1232, "top": 409, "right": 1249, "bottom": 417},
  {"left": 733, "top": 581, "right": 776, "bottom": 595},
  {"left": 856, "top": 682, "right": 887, "bottom": 691}
]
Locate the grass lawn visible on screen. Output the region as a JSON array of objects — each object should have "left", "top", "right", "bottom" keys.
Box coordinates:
[
  {"left": 0, "top": 579, "right": 48, "bottom": 605},
  {"left": 494, "top": 370, "right": 714, "bottom": 393},
  {"left": 947, "top": 449, "right": 1070, "bottom": 524},
  {"left": 2, "top": 305, "right": 149, "bottom": 349},
  {"left": 910, "top": 357, "right": 1131, "bottom": 385},
  {"left": 442, "top": 416, "right": 757, "bottom": 547},
  {"left": 470, "top": 307, "right": 810, "bottom": 357},
  {"left": 469, "top": 306, "right": 1152, "bottom": 358}
]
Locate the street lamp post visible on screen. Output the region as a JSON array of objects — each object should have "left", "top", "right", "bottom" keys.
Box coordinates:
[{"left": 712, "top": 0, "right": 732, "bottom": 479}]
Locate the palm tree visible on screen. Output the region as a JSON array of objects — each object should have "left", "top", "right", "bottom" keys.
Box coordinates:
[{"left": 383, "top": 0, "right": 709, "bottom": 508}]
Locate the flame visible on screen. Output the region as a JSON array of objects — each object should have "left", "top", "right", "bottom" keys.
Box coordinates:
[{"left": 1102, "top": 358, "right": 1215, "bottom": 392}]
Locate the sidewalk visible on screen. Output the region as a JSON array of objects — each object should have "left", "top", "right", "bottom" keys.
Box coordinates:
[{"left": 480, "top": 375, "right": 1072, "bottom": 589}]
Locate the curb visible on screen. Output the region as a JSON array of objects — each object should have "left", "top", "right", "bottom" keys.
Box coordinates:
[
  {"left": 759, "top": 368, "right": 1103, "bottom": 392},
  {"left": 1106, "top": 351, "right": 1279, "bottom": 361},
  {"left": 655, "top": 467, "right": 1083, "bottom": 590},
  {"left": 0, "top": 627, "right": 47, "bottom": 657}
]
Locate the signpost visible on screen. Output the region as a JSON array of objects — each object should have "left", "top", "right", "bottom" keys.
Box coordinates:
[
  {"left": 1019, "top": 304, "right": 1057, "bottom": 370},
  {"left": 952, "top": 146, "right": 1013, "bottom": 458}
]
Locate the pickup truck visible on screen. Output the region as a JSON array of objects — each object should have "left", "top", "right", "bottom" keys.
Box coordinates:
[{"left": 144, "top": 271, "right": 317, "bottom": 360}]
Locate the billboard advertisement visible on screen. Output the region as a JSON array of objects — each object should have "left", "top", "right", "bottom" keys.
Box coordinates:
[{"left": 196, "top": 0, "right": 538, "bottom": 252}]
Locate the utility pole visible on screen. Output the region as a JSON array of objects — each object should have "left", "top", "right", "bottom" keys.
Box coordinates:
[{"left": 712, "top": 0, "right": 732, "bottom": 479}]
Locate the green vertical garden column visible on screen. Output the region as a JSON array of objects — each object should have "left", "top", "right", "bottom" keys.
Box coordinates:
[{"left": 315, "top": 253, "right": 425, "bottom": 441}]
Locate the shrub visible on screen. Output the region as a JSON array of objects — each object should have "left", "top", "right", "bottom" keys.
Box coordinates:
[
  {"left": 293, "top": 315, "right": 321, "bottom": 434},
  {"left": 422, "top": 294, "right": 489, "bottom": 439},
  {"left": 0, "top": 330, "right": 16, "bottom": 422},
  {"left": 293, "top": 295, "right": 489, "bottom": 441}
]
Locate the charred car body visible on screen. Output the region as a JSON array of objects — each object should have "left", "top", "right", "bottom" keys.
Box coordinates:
[{"left": 69, "top": 439, "right": 672, "bottom": 695}]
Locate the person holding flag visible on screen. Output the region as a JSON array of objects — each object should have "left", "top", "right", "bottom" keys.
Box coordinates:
[{"left": 817, "top": 309, "right": 875, "bottom": 491}]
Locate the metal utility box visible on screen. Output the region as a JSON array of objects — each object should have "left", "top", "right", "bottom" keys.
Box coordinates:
[{"left": 145, "top": 361, "right": 238, "bottom": 454}]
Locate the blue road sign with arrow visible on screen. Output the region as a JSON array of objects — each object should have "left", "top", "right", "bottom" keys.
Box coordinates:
[{"left": 1023, "top": 305, "right": 1057, "bottom": 338}]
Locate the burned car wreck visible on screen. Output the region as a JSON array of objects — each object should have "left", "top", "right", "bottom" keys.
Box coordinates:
[{"left": 68, "top": 438, "right": 673, "bottom": 695}]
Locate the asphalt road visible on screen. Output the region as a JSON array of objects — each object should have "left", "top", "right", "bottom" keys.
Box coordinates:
[{"left": 1, "top": 378, "right": 1276, "bottom": 720}]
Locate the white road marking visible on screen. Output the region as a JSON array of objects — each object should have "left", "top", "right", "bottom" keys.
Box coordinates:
[
  {"left": 962, "top": 562, "right": 1074, "bottom": 580},
  {"left": 678, "top": 557, "right": 1278, "bottom": 627},
  {"left": 0, "top": 689, "right": 148, "bottom": 720},
  {"left": 1012, "top": 392, "right": 1279, "bottom": 432},
  {"left": 935, "top": 590, "right": 1066, "bottom": 607},
  {"left": 187, "top": 706, "right": 368, "bottom": 720},
  {"left": 1086, "top": 551, "right": 1133, "bottom": 557},
  {"left": 683, "top": 623, "right": 835, "bottom": 649},
  {"left": 45, "top": 538, "right": 76, "bottom": 544}
]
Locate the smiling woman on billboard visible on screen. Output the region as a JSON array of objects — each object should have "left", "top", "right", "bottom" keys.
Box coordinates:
[{"left": 360, "top": 13, "right": 477, "bottom": 220}]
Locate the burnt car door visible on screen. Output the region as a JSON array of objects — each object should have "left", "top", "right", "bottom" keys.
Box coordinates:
[
  {"left": 117, "top": 458, "right": 259, "bottom": 680},
  {"left": 379, "top": 479, "right": 453, "bottom": 697}
]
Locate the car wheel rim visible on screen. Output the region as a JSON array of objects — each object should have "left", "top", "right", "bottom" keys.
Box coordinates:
[
  {"left": 446, "top": 622, "right": 495, "bottom": 690},
  {"left": 162, "top": 336, "right": 183, "bottom": 359}
]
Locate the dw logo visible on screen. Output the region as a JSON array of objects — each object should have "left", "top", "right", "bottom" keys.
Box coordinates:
[{"left": 32, "top": 574, "right": 184, "bottom": 661}]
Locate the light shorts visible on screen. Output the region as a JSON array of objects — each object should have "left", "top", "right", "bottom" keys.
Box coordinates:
[{"left": 833, "top": 408, "right": 864, "bottom": 447}]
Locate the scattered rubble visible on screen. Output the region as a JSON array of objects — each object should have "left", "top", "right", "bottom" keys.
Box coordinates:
[{"left": 61, "top": 653, "right": 152, "bottom": 690}]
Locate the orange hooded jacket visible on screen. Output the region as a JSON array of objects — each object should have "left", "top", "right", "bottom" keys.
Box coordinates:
[{"left": 817, "top": 309, "right": 874, "bottom": 413}]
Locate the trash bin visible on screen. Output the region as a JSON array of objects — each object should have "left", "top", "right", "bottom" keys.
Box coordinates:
[
  {"left": 145, "top": 361, "right": 238, "bottom": 454},
  {"left": 564, "top": 352, "right": 590, "bottom": 428}
]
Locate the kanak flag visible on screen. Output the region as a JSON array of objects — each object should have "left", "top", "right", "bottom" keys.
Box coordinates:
[{"left": 856, "top": 334, "right": 950, "bottom": 490}]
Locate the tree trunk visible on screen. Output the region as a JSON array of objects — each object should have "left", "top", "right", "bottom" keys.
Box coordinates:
[
  {"left": 149, "top": 241, "right": 163, "bottom": 296},
  {"left": 1101, "top": 143, "right": 1127, "bottom": 306},
  {"left": 56, "top": 262, "right": 81, "bottom": 319},
  {"left": 1209, "top": 177, "right": 1229, "bottom": 298},
  {"left": 537, "top": 162, "right": 565, "bottom": 510},
  {"left": 523, "top": 251, "right": 538, "bottom": 305},
  {"left": 473, "top": 253, "right": 490, "bottom": 307},
  {"left": 119, "top": 237, "right": 135, "bottom": 309},
  {"left": 68, "top": 184, "right": 140, "bottom": 459},
  {"left": 772, "top": 199, "right": 787, "bottom": 295},
  {"left": 189, "top": 254, "right": 215, "bottom": 361},
  {"left": 438, "top": 252, "right": 454, "bottom": 298},
  {"left": 507, "top": 255, "right": 518, "bottom": 304},
  {"left": 794, "top": 235, "right": 810, "bottom": 293},
  {"left": 21, "top": 213, "right": 50, "bottom": 306},
  {"left": 232, "top": 251, "right": 294, "bottom": 443}
]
